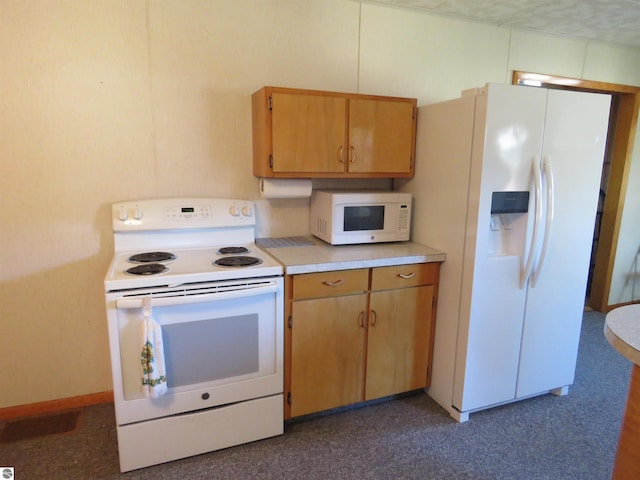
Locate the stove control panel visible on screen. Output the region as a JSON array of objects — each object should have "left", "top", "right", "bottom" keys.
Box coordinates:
[
  {"left": 164, "top": 205, "right": 212, "bottom": 220},
  {"left": 112, "top": 198, "right": 256, "bottom": 231}
]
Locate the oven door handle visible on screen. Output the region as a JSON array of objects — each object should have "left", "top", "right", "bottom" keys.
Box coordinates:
[{"left": 115, "top": 283, "right": 278, "bottom": 309}]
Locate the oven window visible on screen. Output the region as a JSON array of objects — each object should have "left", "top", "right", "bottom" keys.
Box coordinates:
[
  {"left": 343, "top": 205, "right": 384, "bottom": 231},
  {"left": 162, "top": 314, "right": 259, "bottom": 388}
]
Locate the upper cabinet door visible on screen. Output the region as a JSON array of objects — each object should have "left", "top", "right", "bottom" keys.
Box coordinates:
[
  {"left": 348, "top": 98, "right": 415, "bottom": 175},
  {"left": 271, "top": 92, "right": 346, "bottom": 174}
]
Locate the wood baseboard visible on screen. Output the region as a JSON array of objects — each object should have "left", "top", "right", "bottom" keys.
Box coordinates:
[{"left": 0, "top": 391, "right": 114, "bottom": 420}]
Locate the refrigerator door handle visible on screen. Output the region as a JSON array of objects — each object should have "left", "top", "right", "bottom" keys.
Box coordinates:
[
  {"left": 520, "top": 155, "right": 543, "bottom": 288},
  {"left": 531, "top": 155, "right": 555, "bottom": 287}
]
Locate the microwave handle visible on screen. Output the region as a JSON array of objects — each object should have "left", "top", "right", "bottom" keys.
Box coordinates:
[{"left": 115, "top": 283, "right": 277, "bottom": 309}]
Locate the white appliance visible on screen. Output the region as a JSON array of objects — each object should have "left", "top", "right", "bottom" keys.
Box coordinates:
[
  {"left": 104, "top": 198, "right": 284, "bottom": 471},
  {"left": 398, "top": 83, "right": 611, "bottom": 422},
  {"left": 310, "top": 189, "right": 411, "bottom": 245}
]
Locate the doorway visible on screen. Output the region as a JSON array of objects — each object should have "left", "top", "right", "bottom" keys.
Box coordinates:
[{"left": 513, "top": 72, "right": 640, "bottom": 311}]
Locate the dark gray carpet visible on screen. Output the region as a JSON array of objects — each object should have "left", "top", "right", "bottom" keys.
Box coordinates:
[{"left": 0, "top": 311, "right": 631, "bottom": 479}]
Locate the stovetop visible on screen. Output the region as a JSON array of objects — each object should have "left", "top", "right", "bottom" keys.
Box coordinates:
[
  {"left": 105, "top": 243, "right": 283, "bottom": 291},
  {"left": 104, "top": 198, "right": 283, "bottom": 291}
]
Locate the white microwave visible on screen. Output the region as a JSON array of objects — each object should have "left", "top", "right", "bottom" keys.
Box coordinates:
[{"left": 310, "top": 190, "right": 412, "bottom": 245}]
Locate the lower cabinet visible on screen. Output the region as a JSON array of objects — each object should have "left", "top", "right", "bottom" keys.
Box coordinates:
[
  {"left": 285, "top": 262, "right": 439, "bottom": 419},
  {"left": 290, "top": 293, "right": 367, "bottom": 417},
  {"left": 366, "top": 284, "right": 434, "bottom": 401}
]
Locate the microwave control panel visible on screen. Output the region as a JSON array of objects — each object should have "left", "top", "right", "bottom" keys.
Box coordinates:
[{"left": 398, "top": 203, "right": 410, "bottom": 232}]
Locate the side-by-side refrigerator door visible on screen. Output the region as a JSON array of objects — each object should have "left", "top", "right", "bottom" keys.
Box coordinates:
[
  {"left": 516, "top": 89, "right": 611, "bottom": 399},
  {"left": 453, "top": 84, "right": 548, "bottom": 413}
]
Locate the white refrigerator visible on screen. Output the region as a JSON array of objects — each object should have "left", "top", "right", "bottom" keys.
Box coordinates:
[{"left": 397, "top": 83, "right": 611, "bottom": 422}]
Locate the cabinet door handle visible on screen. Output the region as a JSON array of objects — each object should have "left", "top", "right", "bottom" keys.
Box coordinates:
[
  {"left": 322, "top": 279, "right": 344, "bottom": 287},
  {"left": 349, "top": 145, "right": 356, "bottom": 163},
  {"left": 398, "top": 272, "right": 416, "bottom": 279},
  {"left": 337, "top": 146, "right": 344, "bottom": 164},
  {"left": 359, "top": 311, "right": 366, "bottom": 328},
  {"left": 370, "top": 309, "right": 377, "bottom": 326}
]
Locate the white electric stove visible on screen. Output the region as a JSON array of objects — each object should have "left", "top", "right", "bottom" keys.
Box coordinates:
[{"left": 104, "top": 197, "right": 284, "bottom": 472}]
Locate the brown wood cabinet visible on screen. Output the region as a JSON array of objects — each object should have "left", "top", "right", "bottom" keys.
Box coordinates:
[
  {"left": 366, "top": 265, "right": 436, "bottom": 401},
  {"left": 252, "top": 86, "right": 417, "bottom": 178},
  {"left": 284, "top": 262, "right": 439, "bottom": 419}
]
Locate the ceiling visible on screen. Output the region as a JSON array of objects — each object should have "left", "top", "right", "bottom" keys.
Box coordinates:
[{"left": 364, "top": 0, "right": 640, "bottom": 48}]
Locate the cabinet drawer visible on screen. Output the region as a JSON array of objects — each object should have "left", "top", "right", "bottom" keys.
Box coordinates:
[
  {"left": 371, "top": 263, "right": 438, "bottom": 291},
  {"left": 293, "top": 269, "right": 369, "bottom": 300}
]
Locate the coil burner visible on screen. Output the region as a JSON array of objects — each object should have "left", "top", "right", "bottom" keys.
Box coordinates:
[
  {"left": 214, "top": 256, "right": 262, "bottom": 267},
  {"left": 125, "top": 263, "right": 168, "bottom": 276},
  {"left": 128, "top": 252, "right": 176, "bottom": 263},
  {"left": 217, "top": 246, "right": 250, "bottom": 255}
]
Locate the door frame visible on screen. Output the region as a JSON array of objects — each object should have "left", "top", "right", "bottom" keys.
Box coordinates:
[{"left": 512, "top": 71, "right": 640, "bottom": 311}]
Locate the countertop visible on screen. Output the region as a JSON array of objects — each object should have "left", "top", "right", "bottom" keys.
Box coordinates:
[
  {"left": 604, "top": 304, "right": 640, "bottom": 366},
  {"left": 256, "top": 236, "right": 446, "bottom": 275}
]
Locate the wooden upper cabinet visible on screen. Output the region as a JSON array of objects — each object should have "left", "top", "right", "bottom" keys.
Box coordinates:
[
  {"left": 348, "top": 98, "right": 415, "bottom": 175},
  {"left": 252, "top": 86, "right": 417, "bottom": 178},
  {"left": 271, "top": 92, "right": 346, "bottom": 174}
]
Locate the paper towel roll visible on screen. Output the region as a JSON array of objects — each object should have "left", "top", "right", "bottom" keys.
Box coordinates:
[{"left": 260, "top": 178, "right": 312, "bottom": 199}]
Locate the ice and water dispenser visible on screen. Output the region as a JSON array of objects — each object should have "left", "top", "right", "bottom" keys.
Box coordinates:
[{"left": 489, "top": 191, "right": 529, "bottom": 256}]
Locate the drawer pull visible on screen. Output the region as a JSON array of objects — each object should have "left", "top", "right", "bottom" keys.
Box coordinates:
[
  {"left": 398, "top": 272, "right": 416, "bottom": 279},
  {"left": 322, "top": 279, "right": 344, "bottom": 287},
  {"left": 337, "top": 146, "right": 344, "bottom": 164},
  {"left": 359, "top": 311, "right": 366, "bottom": 328},
  {"left": 370, "top": 309, "right": 377, "bottom": 326}
]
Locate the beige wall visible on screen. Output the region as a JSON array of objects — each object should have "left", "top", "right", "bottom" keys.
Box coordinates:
[{"left": 1, "top": 0, "right": 639, "bottom": 408}]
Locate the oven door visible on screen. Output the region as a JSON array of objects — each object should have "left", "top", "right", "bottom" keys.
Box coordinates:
[{"left": 107, "top": 277, "right": 283, "bottom": 425}]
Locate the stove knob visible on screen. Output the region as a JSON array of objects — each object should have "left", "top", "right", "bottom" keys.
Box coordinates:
[
  {"left": 229, "top": 206, "right": 240, "bottom": 216},
  {"left": 133, "top": 207, "right": 143, "bottom": 220},
  {"left": 241, "top": 206, "right": 253, "bottom": 217},
  {"left": 118, "top": 207, "right": 128, "bottom": 221}
]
